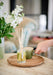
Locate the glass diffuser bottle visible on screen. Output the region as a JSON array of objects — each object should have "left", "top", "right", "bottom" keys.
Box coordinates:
[{"left": 16, "top": 27, "right": 26, "bottom": 63}]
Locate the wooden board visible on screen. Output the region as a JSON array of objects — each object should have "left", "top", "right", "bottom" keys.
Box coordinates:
[{"left": 7, "top": 55, "right": 44, "bottom": 67}]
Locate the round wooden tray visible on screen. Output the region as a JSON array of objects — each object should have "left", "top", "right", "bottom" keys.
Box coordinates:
[{"left": 7, "top": 55, "right": 44, "bottom": 67}]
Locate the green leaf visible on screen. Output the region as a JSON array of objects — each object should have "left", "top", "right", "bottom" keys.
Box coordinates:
[
  {"left": 22, "top": 13, "right": 24, "bottom": 16},
  {"left": 0, "top": 38, "right": 2, "bottom": 43},
  {"left": 18, "top": 13, "right": 24, "bottom": 17},
  {"left": 11, "top": 28, "right": 15, "bottom": 32},
  {"left": 0, "top": 2, "right": 4, "bottom": 6},
  {"left": 20, "top": 5, "right": 23, "bottom": 9},
  {"left": 0, "top": 16, "right": 17, "bottom": 39},
  {"left": 5, "top": 34, "right": 14, "bottom": 37},
  {"left": 17, "top": 24, "right": 18, "bottom": 26},
  {"left": 4, "top": 34, "right": 14, "bottom": 39}
]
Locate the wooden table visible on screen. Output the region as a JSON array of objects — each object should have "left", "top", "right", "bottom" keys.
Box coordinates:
[{"left": 0, "top": 53, "right": 53, "bottom": 75}]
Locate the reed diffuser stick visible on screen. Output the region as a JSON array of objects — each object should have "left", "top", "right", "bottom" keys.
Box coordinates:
[
  {"left": 20, "top": 28, "right": 24, "bottom": 53},
  {"left": 16, "top": 27, "right": 24, "bottom": 53}
]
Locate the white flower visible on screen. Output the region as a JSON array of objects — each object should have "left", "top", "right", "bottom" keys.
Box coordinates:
[
  {"left": 11, "top": 19, "right": 17, "bottom": 28},
  {"left": 16, "top": 5, "right": 23, "bottom": 12},
  {"left": 5, "top": 15, "right": 14, "bottom": 23},
  {"left": 12, "top": 5, "right": 23, "bottom": 17},
  {"left": 16, "top": 17, "right": 23, "bottom": 24},
  {"left": 5, "top": 5, "right": 24, "bottom": 28}
]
